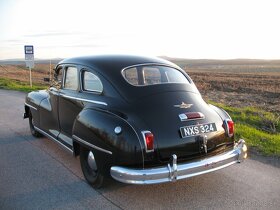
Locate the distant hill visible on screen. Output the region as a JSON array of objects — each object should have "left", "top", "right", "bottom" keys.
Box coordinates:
[
  {"left": 0, "top": 58, "right": 63, "bottom": 65},
  {"left": 160, "top": 56, "right": 280, "bottom": 66},
  {"left": 1, "top": 57, "right": 280, "bottom": 73},
  {"left": 158, "top": 57, "right": 280, "bottom": 73}
]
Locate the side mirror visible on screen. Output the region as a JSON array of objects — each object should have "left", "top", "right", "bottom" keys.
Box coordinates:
[{"left": 49, "top": 86, "right": 58, "bottom": 92}]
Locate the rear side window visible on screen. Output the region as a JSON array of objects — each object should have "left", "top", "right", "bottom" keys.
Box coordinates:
[
  {"left": 123, "top": 67, "right": 138, "bottom": 85},
  {"left": 122, "top": 65, "right": 190, "bottom": 86},
  {"left": 64, "top": 67, "right": 78, "bottom": 90},
  {"left": 82, "top": 71, "right": 103, "bottom": 93}
]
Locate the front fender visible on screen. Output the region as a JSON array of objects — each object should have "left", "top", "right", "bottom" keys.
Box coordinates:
[
  {"left": 72, "top": 108, "right": 144, "bottom": 175},
  {"left": 24, "top": 90, "right": 49, "bottom": 125}
]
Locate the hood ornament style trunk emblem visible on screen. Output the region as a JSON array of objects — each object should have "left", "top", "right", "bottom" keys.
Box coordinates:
[{"left": 174, "top": 102, "right": 193, "bottom": 109}]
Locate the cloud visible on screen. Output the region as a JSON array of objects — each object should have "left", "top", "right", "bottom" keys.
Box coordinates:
[
  {"left": 24, "top": 31, "right": 82, "bottom": 38},
  {"left": 4, "top": 39, "right": 23, "bottom": 43},
  {"left": 64, "top": 44, "right": 105, "bottom": 48},
  {"left": 39, "top": 44, "right": 105, "bottom": 49},
  {"left": 0, "top": 39, "right": 24, "bottom": 46}
]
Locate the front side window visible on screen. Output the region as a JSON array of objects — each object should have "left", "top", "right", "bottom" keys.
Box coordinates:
[
  {"left": 82, "top": 71, "right": 103, "bottom": 93},
  {"left": 122, "top": 65, "right": 190, "bottom": 86},
  {"left": 64, "top": 67, "right": 78, "bottom": 90}
]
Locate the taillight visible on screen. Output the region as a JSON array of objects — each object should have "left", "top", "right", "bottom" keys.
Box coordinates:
[
  {"left": 142, "top": 131, "right": 154, "bottom": 152},
  {"left": 223, "top": 119, "right": 234, "bottom": 137}
]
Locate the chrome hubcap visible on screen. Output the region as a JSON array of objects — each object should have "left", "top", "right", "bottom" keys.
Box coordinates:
[{"left": 87, "top": 151, "right": 97, "bottom": 171}]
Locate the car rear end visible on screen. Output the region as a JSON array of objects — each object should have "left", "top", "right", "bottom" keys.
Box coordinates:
[{"left": 110, "top": 63, "right": 247, "bottom": 184}]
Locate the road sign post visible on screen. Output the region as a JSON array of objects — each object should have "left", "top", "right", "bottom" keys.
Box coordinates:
[{"left": 24, "top": 45, "right": 34, "bottom": 87}]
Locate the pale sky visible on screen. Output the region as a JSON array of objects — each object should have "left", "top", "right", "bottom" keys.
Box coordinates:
[{"left": 0, "top": 0, "right": 280, "bottom": 60}]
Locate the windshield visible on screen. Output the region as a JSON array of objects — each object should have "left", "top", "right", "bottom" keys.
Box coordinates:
[{"left": 122, "top": 65, "right": 190, "bottom": 86}]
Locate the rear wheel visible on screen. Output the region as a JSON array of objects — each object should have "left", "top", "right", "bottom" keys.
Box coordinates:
[
  {"left": 80, "top": 146, "right": 104, "bottom": 188},
  {"left": 29, "top": 110, "right": 42, "bottom": 137}
]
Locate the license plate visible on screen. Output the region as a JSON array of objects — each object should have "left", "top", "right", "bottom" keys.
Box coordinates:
[{"left": 180, "top": 123, "right": 217, "bottom": 138}]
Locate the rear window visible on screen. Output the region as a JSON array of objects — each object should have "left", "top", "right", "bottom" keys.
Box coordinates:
[{"left": 122, "top": 65, "right": 189, "bottom": 86}]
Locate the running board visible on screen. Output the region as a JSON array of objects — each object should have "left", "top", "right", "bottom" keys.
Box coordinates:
[{"left": 34, "top": 126, "right": 73, "bottom": 154}]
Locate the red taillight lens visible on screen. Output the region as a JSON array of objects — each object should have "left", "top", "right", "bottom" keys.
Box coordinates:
[
  {"left": 223, "top": 119, "right": 234, "bottom": 137},
  {"left": 142, "top": 131, "right": 154, "bottom": 152},
  {"left": 227, "top": 120, "right": 234, "bottom": 136}
]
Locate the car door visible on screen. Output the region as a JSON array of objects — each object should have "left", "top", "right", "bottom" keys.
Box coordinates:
[
  {"left": 39, "top": 66, "right": 63, "bottom": 138},
  {"left": 58, "top": 66, "right": 82, "bottom": 148}
]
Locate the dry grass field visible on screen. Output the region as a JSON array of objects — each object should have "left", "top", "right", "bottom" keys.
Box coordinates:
[
  {"left": 172, "top": 59, "right": 280, "bottom": 114},
  {"left": 188, "top": 70, "right": 280, "bottom": 113},
  {"left": 0, "top": 63, "right": 55, "bottom": 85}
]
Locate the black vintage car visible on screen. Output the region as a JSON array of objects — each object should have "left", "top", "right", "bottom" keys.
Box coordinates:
[{"left": 23, "top": 55, "right": 247, "bottom": 187}]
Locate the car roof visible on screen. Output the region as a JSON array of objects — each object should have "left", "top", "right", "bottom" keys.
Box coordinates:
[
  {"left": 58, "top": 55, "right": 197, "bottom": 102},
  {"left": 59, "top": 54, "right": 178, "bottom": 72}
]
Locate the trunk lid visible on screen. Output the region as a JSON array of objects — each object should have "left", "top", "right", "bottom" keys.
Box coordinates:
[{"left": 131, "top": 91, "right": 229, "bottom": 162}]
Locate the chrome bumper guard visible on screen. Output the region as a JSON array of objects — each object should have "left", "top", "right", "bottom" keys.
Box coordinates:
[{"left": 110, "top": 139, "right": 247, "bottom": 184}]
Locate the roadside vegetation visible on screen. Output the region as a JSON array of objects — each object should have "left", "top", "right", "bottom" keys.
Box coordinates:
[
  {"left": 0, "top": 78, "right": 47, "bottom": 92},
  {"left": 210, "top": 101, "right": 280, "bottom": 156}
]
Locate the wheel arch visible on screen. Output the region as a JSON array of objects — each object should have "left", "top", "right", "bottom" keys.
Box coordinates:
[{"left": 24, "top": 105, "right": 30, "bottom": 118}]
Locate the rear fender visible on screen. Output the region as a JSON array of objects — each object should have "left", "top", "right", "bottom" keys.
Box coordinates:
[
  {"left": 209, "top": 104, "right": 235, "bottom": 141},
  {"left": 209, "top": 104, "right": 231, "bottom": 120},
  {"left": 72, "top": 108, "right": 144, "bottom": 175}
]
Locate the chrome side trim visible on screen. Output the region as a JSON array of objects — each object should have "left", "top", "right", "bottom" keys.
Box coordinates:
[
  {"left": 34, "top": 126, "right": 73, "bottom": 154},
  {"left": 121, "top": 63, "right": 181, "bottom": 72},
  {"left": 60, "top": 94, "right": 107, "bottom": 106},
  {"left": 25, "top": 102, "right": 37, "bottom": 111},
  {"left": 72, "top": 135, "right": 112, "bottom": 155},
  {"left": 110, "top": 140, "right": 247, "bottom": 185}
]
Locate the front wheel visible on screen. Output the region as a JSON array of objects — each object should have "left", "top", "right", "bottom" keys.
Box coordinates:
[{"left": 80, "top": 147, "right": 104, "bottom": 188}]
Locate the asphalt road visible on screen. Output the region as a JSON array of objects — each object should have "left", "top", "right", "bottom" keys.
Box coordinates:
[{"left": 0, "top": 89, "right": 279, "bottom": 210}]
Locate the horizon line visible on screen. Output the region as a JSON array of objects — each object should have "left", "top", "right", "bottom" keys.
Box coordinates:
[{"left": 1, "top": 56, "right": 280, "bottom": 62}]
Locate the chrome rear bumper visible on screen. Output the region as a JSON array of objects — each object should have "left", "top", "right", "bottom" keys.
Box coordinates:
[{"left": 110, "top": 139, "right": 247, "bottom": 184}]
